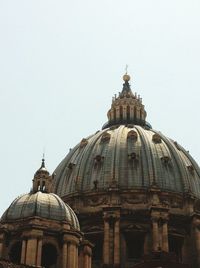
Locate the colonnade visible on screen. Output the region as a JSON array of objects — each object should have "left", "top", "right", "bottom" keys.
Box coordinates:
[
  {"left": 0, "top": 228, "right": 92, "bottom": 268},
  {"left": 101, "top": 209, "right": 200, "bottom": 267}
]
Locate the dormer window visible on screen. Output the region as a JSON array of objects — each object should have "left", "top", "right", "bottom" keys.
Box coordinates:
[
  {"left": 127, "top": 130, "right": 138, "bottom": 141},
  {"left": 101, "top": 132, "right": 111, "bottom": 142},
  {"left": 152, "top": 133, "right": 162, "bottom": 143}
]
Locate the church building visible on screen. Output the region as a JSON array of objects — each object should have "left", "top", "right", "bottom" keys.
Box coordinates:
[{"left": 0, "top": 73, "right": 200, "bottom": 268}]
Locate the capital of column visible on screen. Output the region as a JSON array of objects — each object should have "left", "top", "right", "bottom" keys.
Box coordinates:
[
  {"left": 22, "top": 229, "right": 43, "bottom": 239},
  {"left": 83, "top": 244, "right": 92, "bottom": 256},
  {"left": 192, "top": 215, "right": 200, "bottom": 229},
  {"left": 103, "top": 209, "right": 120, "bottom": 222},
  {"left": 63, "top": 234, "right": 80, "bottom": 246},
  {"left": 161, "top": 215, "right": 169, "bottom": 224},
  {"left": 151, "top": 207, "right": 169, "bottom": 222}
]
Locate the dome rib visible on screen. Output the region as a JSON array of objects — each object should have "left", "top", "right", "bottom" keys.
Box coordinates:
[
  {"left": 156, "top": 131, "right": 188, "bottom": 193},
  {"left": 180, "top": 144, "right": 200, "bottom": 178},
  {"left": 54, "top": 143, "right": 80, "bottom": 195},
  {"left": 79, "top": 131, "right": 104, "bottom": 192},
  {"left": 135, "top": 126, "right": 155, "bottom": 186}
]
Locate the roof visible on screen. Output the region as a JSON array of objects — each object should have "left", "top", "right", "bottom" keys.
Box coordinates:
[
  {"left": 1, "top": 192, "right": 79, "bottom": 230},
  {"left": 52, "top": 125, "right": 200, "bottom": 198}
]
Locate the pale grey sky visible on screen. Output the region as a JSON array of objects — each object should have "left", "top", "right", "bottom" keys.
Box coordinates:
[{"left": 0, "top": 0, "right": 200, "bottom": 216}]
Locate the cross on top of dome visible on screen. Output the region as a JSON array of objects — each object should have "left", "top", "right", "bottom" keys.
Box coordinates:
[
  {"left": 123, "top": 64, "right": 131, "bottom": 82},
  {"left": 102, "top": 71, "right": 148, "bottom": 129}
]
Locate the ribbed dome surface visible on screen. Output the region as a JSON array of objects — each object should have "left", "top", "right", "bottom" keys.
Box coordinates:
[
  {"left": 1, "top": 192, "right": 80, "bottom": 230},
  {"left": 53, "top": 125, "right": 200, "bottom": 198}
]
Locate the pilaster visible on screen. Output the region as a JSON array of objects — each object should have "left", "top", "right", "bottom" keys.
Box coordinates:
[
  {"left": 0, "top": 232, "right": 6, "bottom": 258},
  {"left": 192, "top": 214, "right": 200, "bottom": 268},
  {"left": 63, "top": 233, "right": 80, "bottom": 268},
  {"left": 103, "top": 207, "right": 120, "bottom": 267},
  {"left": 150, "top": 206, "right": 169, "bottom": 252}
]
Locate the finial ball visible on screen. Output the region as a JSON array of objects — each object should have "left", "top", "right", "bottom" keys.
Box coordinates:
[{"left": 123, "top": 74, "right": 131, "bottom": 82}]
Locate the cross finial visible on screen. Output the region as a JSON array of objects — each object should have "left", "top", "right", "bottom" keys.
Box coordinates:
[
  {"left": 125, "top": 64, "right": 128, "bottom": 74},
  {"left": 41, "top": 147, "right": 45, "bottom": 168},
  {"left": 123, "top": 65, "right": 130, "bottom": 82}
]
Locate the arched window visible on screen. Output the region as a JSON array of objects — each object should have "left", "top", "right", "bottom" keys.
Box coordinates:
[
  {"left": 169, "top": 235, "right": 183, "bottom": 262},
  {"left": 9, "top": 241, "right": 22, "bottom": 264},
  {"left": 125, "top": 232, "right": 144, "bottom": 264},
  {"left": 41, "top": 243, "right": 58, "bottom": 268},
  {"left": 86, "top": 232, "right": 103, "bottom": 267}
]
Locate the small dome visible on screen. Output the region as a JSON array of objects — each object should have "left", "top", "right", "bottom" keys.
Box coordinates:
[{"left": 1, "top": 192, "right": 80, "bottom": 230}]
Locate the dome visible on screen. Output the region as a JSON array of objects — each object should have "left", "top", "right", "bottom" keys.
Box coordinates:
[
  {"left": 52, "top": 125, "right": 200, "bottom": 198},
  {"left": 52, "top": 73, "right": 200, "bottom": 200},
  {"left": 1, "top": 191, "right": 80, "bottom": 230}
]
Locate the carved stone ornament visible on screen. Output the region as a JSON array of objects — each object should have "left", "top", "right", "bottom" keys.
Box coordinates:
[
  {"left": 121, "top": 195, "right": 146, "bottom": 204},
  {"left": 125, "top": 224, "right": 146, "bottom": 231},
  {"left": 84, "top": 196, "right": 108, "bottom": 207},
  {"left": 82, "top": 225, "right": 103, "bottom": 233},
  {"left": 161, "top": 156, "right": 171, "bottom": 165},
  {"left": 80, "top": 138, "right": 88, "bottom": 148},
  {"left": 187, "top": 165, "right": 194, "bottom": 174},
  {"left": 171, "top": 198, "right": 183, "bottom": 209}
]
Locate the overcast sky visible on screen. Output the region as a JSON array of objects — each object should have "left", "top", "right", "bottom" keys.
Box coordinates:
[{"left": 0, "top": 0, "right": 200, "bottom": 216}]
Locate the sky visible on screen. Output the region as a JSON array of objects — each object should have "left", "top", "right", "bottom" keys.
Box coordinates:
[{"left": 0, "top": 0, "right": 200, "bottom": 216}]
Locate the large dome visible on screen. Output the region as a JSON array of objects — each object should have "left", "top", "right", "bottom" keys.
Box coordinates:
[
  {"left": 53, "top": 74, "right": 200, "bottom": 200},
  {"left": 53, "top": 125, "right": 200, "bottom": 198},
  {"left": 1, "top": 191, "right": 80, "bottom": 230}
]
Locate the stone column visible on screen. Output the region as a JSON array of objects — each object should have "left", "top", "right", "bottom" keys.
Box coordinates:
[
  {"left": 68, "top": 243, "right": 74, "bottom": 268},
  {"left": 21, "top": 239, "right": 27, "bottom": 264},
  {"left": 130, "top": 107, "right": 134, "bottom": 120},
  {"left": 83, "top": 242, "right": 92, "bottom": 268},
  {"left": 193, "top": 216, "right": 200, "bottom": 268},
  {"left": 151, "top": 206, "right": 169, "bottom": 252},
  {"left": 195, "top": 227, "right": 200, "bottom": 267},
  {"left": 67, "top": 236, "right": 79, "bottom": 268},
  {"left": 68, "top": 242, "right": 76, "bottom": 268},
  {"left": 75, "top": 244, "right": 78, "bottom": 268},
  {"left": 22, "top": 229, "right": 43, "bottom": 266},
  {"left": 110, "top": 110, "right": 114, "bottom": 121},
  {"left": 25, "top": 238, "right": 38, "bottom": 265},
  {"left": 0, "top": 233, "right": 5, "bottom": 259},
  {"left": 114, "top": 217, "right": 120, "bottom": 266},
  {"left": 152, "top": 217, "right": 159, "bottom": 251},
  {"left": 116, "top": 107, "right": 120, "bottom": 120},
  {"left": 62, "top": 242, "right": 68, "bottom": 268},
  {"left": 162, "top": 219, "right": 169, "bottom": 252},
  {"left": 136, "top": 107, "right": 140, "bottom": 120},
  {"left": 123, "top": 106, "right": 126, "bottom": 120},
  {"left": 36, "top": 238, "right": 42, "bottom": 266},
  {"left": 103, "top": 218, "right": 110, "bottom": 265},
  {"left": 78, "top": 247, "right": 84, "bottom": 268}
]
